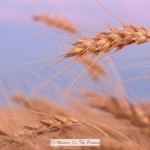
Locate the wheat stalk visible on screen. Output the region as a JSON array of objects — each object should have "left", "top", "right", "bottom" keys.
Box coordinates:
[
  {"left": 33, "top": 14, "right": 78, "bottom": 34},
  {"left": 65, "top": 25, "right": 150, "bottom": 57},
  {"left": 12, "top": 94, "right": 109, "bottom": 137},
  {"left": 12, "top": 93, "right": 69, "bottom": 116},
  {"left": 0, "top": 93, "right": 149, "bottom": 149},
  {"left": 85, "top": 91, "right": 150, "bottom": 137},
  {"left": 78, "top": 56, "right": 107, "bottom": 80}
]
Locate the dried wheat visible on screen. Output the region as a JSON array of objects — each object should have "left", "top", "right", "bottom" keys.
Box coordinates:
[
  {"left": 79, "top": 56, "right": 107, "bottom": 80},
  {"left": 34, "top": 15, "right": 78, "bottom": 34},
  {"left": 65, "top": 25, "right": 150, "bottom": 57}
]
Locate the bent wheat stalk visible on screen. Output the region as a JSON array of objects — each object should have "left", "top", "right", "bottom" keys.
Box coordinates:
[
  {"left": 33, "top": 14, "right": 78, "bottom": 34},
  {"left": 13, "top": 115, "right": 109, "bottom": 140},
  {"left": 12, "top": 94, "right": 109, "bottom": 137},
  {"left": 65, "top": 25, "right": 150, "bottom": 57},
  {"left": 85, "top": 91, "right": 150, "bottom": 137},
  {"left": 79, "top": 56, "right": 107, "bottom": 80}
]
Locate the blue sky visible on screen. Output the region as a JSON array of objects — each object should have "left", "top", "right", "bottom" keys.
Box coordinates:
[{"left": 0, "top": 0, "right": 150, "bottom": 103}]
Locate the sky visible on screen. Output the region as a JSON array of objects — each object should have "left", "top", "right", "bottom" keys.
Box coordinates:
[{"left": 0, "top": 0, "right": 150, "bottom": 103}]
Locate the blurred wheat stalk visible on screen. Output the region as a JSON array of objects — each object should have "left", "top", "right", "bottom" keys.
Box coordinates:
[{"left": 0, "top": 93, "right": 149, "bottom": 150}]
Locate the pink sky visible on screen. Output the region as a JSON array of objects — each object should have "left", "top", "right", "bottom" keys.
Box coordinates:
[
  {"left": 0, "top": 7, "right": 27, "bottom": 21},
  {"left": 0, "top": 0, "right": 149, "bottom": 26},
  {"left": 122, "top": 0, "right": 150, "bottom": 20}
]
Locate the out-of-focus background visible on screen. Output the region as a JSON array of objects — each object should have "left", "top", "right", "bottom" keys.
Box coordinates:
[{"left": 0, "top": 0, "right": 150, "bottom": 104}]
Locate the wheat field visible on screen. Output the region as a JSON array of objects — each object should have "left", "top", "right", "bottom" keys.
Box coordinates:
[{"left": 0, "top": 0, "right": 150, "bottom": 150}]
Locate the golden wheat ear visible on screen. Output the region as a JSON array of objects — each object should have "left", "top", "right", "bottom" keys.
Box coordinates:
[
  {"left": 33, "top": 14, "right": 79, "bottom": 34},
  {"left": 85, "top": 91, "right": 150, "bottom": 136},
  {"left": 65, "top": 25, "right": 150, "bottom": 58}
]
